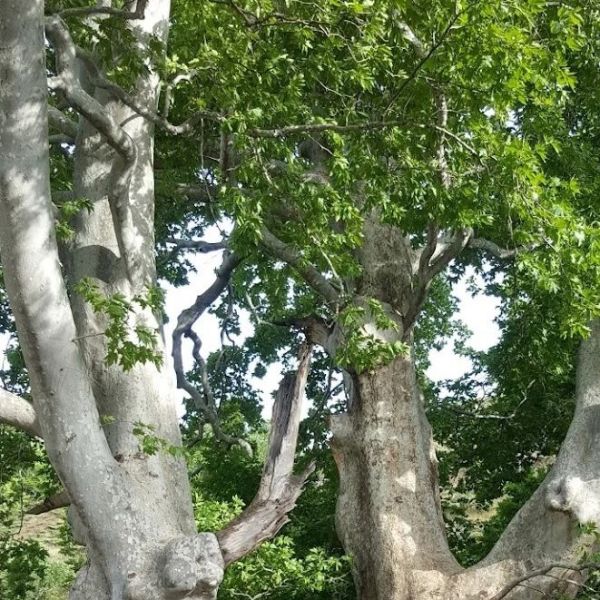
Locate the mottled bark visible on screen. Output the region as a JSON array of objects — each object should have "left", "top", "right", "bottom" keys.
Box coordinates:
[{"left": 0, "top": 2, "right": 314, "bottom": 599}]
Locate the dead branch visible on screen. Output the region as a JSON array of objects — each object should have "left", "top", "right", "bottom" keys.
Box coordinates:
[{"left": 217, "top": 344, "right": 315, "bottom": 565}]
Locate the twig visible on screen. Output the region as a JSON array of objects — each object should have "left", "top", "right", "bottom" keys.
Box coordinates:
[{"left": 488, "top": 563, "right": 600, "bottom": 600}]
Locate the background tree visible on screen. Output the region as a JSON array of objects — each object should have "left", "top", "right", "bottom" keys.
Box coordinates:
[{"left": 1, "top": 1, "right": 600, "bottom": 600}]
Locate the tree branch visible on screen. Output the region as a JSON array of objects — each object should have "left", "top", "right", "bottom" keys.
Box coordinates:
[
  {"left": 172, "top": 252, "right": 249, "bottom": 451},
  {"left": 27, "top": 490, "right": 71, "bottom": 515},
  {"left": 271, "top": 315, "right": 333, "bottom": 349},
  {"left": 0, "top": 388, "right": 41, "bottom": 437},
  {"left": 385, "top": 10, "right": 464, "bottom": 115},
  {"left": 47, "top": 106, "right": 78, "bottom": 139},
  {"left": 488, "top": 563, "right": 599, "bottom": 600},
  {"left": 217, "top": 344, "right": 315, "bottom": 565},
  {"left": 45, "top": 16, "right": 144, "bottom": 288},
  {"left": 467, "top": 237, "right": 538, "bottom": 259},
  {"left": 259, "top": 227, "right": 340, "bottom": 306},
  {"left": 54, "top": 0, "right": 149, "bottom": 20},
  {"left": 404, "top": 228, "right": 472, "bottom": 332},
  {"left": 75, "top": 48, "right": 224, "bottom": 134},
  {"left": 165, "top": 238, "right": 228, "bottom": 252}
]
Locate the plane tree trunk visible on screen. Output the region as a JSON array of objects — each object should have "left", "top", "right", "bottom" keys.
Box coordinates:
[
  {"left": 326, "top": 220, "right": 600, "bottom": 600},
  {"left": 0, "top": 2, "right": 315, "bottom": 599}
]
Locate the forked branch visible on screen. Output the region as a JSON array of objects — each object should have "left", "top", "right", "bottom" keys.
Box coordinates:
[
  {"left": 45, "top": 17, "right": 143, "bottom": 288},
  {"left": 217, "top": 344, "right": 315, "bottom": 565},
  {"left": 172, "top": 252, "right": 249, "bottom": 451}
]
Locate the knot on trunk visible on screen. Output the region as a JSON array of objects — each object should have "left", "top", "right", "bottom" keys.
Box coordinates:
[
  {"left": 546, "top": 476, "right": 600, "bottom": 525},
  {"left": 160, "top": 533, "right": 224, "bottom": 599}
]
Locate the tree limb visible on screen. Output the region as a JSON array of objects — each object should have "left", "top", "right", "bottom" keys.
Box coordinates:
[
  {"left": 0, "top": 388, "right": 41, "bottom": 437},
  {"left": 48, "top": 106, "right": 78, "bottom": 139},
  {"left": 385, "top": 10, "right": 464, "bottom": 115},
  {"left": 54, "top": 0, "right": 149, "bottom": 20},
  {"left": 271, "top": 315, "right": 333, "bottom": 349},
  {"left": 404, "top": 228, "right": 472, "bottom": 332},
  {"left": 488, "top": 562, "right": 599, "bottom": 600},
  {"left": 217, "top": 344, "right": 315, "bottom": 565},
  {"left": 76, "top": 48, "right": 224, "bottom": 134},
  {"left": 45, "top": 16, "right": 145, "bottom": 289},
  {"left": 260, "top": 227, "right": 340, "bottom": 306},
  {"left": 165, "top": 238, "right": 228, "bottom": 252},
  {"left": 27, "top": 490, "right": 71, "bottom": 515},
  {"left": 172, "top": 252, "right": 249, "bottom": 451},
  {"left": 468, "top": 237, "right": 538, "bottom": 259}
]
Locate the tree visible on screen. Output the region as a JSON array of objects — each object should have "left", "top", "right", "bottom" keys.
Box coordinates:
[
  {"left": 1, "top": 1, "right": 600, "bottom": 600},
  {"left": 0, "top": 1, "right": 316, "bottom": 598}
]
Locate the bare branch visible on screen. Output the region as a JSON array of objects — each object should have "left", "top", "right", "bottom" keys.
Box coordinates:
[
  {"left": 27, "top": 490, "right": 70, "bottom": 515},
  {"left": 172, "top": 253, "right": 249, "bottom": 451},
  {"left": 488, "top": 563, "right": 599, "bottom": 600},
  {"left": 165, "top": 238, "right": 228, "bottom": 252},
  {"left": 54, "top": 0, "right": 149, "bottom": 20},
  {"left": 248, "top": 119, "right": 406, "bottom": 139},
  {"left": 45, "top": 16, "right": 144, "bottom": 287},
  {"left": 260, "top": 228, "right": 340, "bottom": 306},
  {"left": 217, "top": 345, "right": 315, "bottom": 565},
  {"left": 0, "top": 388, "right": 41, "bottom": 437}
]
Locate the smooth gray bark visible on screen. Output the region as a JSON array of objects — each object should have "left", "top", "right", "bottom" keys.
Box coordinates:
[{"left": 0, "top": 2, "right": 317, "bottom": 599}]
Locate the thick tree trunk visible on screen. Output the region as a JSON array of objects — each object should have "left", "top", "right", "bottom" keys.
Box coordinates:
[
  {"left": 331, "top": 354, "right": 460, "bottom": 600},
  {"left": 331, "top": 322, "right": 600, "bottom": 600}
]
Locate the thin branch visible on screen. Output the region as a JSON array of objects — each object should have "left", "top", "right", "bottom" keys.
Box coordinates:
[
  {"left": 217, "top": 344, "right": 315, "bottom": 565},
  {"left": 248, "top": 119, "right": 406, "bottom": 139},
  {"left": 260, "top": 227, "right": 340, "bottom": 306},
  {"left": 165, "top": 238, "right": 228, "bottom": 252},
  {"left": 75, "top": 48, "right": 224, "bottom": 134},
  {"left": 468, "top": 237, "right": 539, "bottom": 259},
  {"left": 488, "top": 563, "right": 600, "bottom": 600},
  {"left": 45, "top": 16, "right": 143, "bottom": 288},
  {"left": 0, "top": 388, "right": 41, "bottom": 438},
  {"left": 385, "top": 10, "right": 464, "bottom": 115},
  {"left": 172, "top": 252, "right": 249, "bottom": 452},
  {"left": 53, "top": 0, "right": 148, "bottom": 20}
]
